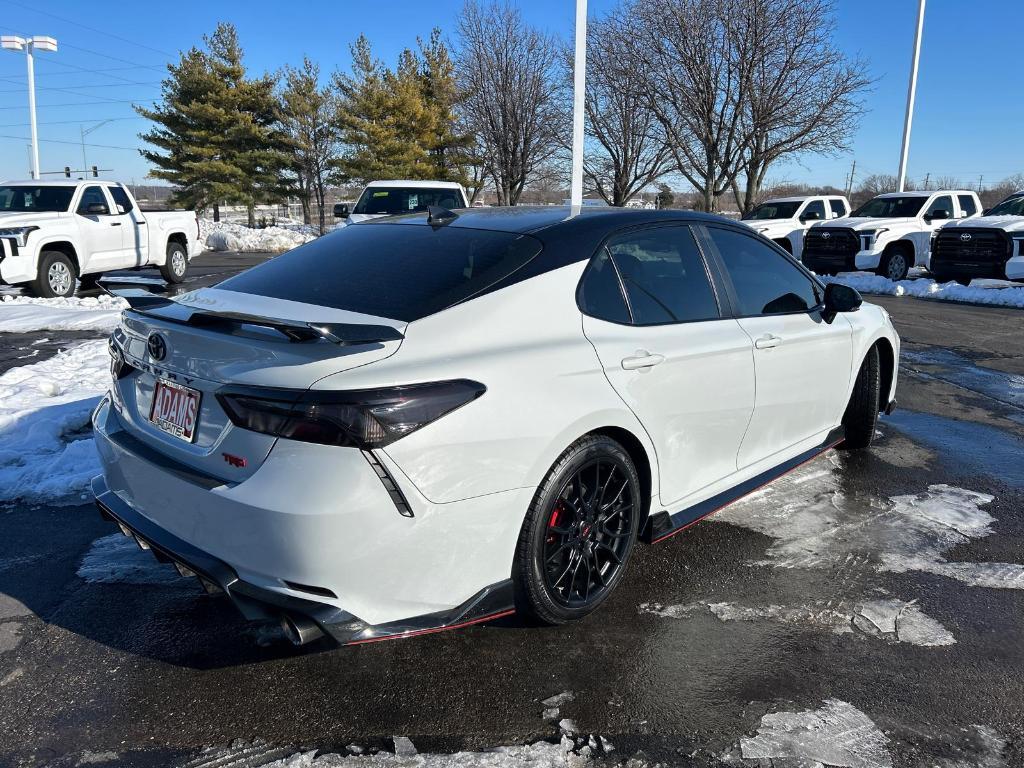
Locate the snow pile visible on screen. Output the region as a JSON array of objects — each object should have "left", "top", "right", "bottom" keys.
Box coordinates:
[
  {"left": 0, "top": 340, "right": 109, "bottom": 505},
  {"left": 0, "top": 295, "right": 127, "bottom": 333},
  {"left": 821, "top": 273, "right": 1024, "bottom": 308},
  {"left": 200, "top": 218, "right": 319, "bottom": 253}
]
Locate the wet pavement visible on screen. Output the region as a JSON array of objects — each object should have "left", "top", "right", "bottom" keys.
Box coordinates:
[{"left": 1, "top": 274, "right": 1023, "bottom": 767}]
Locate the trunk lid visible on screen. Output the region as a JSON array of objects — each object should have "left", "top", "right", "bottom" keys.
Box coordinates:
[{"left": 110, "top": 287, "right": 405, "bottom": 482}]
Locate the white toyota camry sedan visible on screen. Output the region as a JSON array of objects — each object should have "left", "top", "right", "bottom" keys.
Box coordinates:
[{"left": 92, "top": 206, "right": 900, "bottom": 646}]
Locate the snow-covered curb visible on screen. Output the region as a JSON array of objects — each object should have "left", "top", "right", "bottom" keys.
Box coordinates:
[
  {"left": 821, "top": 272, "right": 1024, "bottom": 308},
  {"left": 0, "top": 340, "right": 109, "bottom": 505},
  {"left": 0, "top": 295, "right": 127, "bottom": 333},
  {"left": 200, "top": 218, "right": 319, "bottom": 253}
]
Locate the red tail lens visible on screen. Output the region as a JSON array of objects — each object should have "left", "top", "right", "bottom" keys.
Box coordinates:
[{"left": 217, "top": 380, "right": 485, "bottom": 449}]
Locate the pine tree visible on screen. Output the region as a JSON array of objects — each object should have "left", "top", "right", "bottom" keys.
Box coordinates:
[
  {"left": 137, "top": 23, "right": 290, "bottom": 224},
  {"left": 416, "top": 30, "right": 472, "bottom": 183}
]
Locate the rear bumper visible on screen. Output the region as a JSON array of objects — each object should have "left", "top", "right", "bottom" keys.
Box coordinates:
[
  {"left": 91, "top": 395, "right": 527, "bottom": 638},
  {"left": 92, "top": 475, "right": 514, "bottom": 645}
]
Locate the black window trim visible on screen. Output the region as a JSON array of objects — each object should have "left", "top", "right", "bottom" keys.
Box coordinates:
[
  {"left": 76, "top": 184, "right": 112, "bottom": 216},
  {"left": 574, "top": 221, "right": 726, "bottom": 328},
  {"left": 695, "top": 222, "right": 827, "bottom": 321}
]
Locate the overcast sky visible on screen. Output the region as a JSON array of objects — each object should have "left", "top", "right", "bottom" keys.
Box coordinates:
[{"left": 0, "top": 0, "right": 1020, "bottom": 192}]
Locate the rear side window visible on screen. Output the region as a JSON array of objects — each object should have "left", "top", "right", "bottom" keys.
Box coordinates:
[
  {"left": 218, "top": 223, "right": 541, "bottom": 322},
  {"left": 707, "top": 226, "right": 821, "bottom": 316},
  {"left": 957, "top": 195, "right": 978, "bottom": 217},
  {"left": 109, "top": 186, "right": 134, "bottom": 214},
  {"left": 578, "top": 249, "right": 630, "bottom": 324},
  {"left": 606, "top": 226, "right": 719, "bottom": 325},
  {"left": 829, "top": 199, "right": 847, "bottom": 217}
]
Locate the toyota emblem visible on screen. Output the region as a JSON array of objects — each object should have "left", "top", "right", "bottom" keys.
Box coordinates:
[
  {"left": 822, "top": 232, "right": 831, "bottom": 239},
  {"left": 960, "top": 233, "right": 972, "bottom": 242},
  {"left": 147, "top": 333, "right": 167, "bottom": 361}
]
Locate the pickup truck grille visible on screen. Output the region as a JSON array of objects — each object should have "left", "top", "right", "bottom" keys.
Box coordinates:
[
  {"left": 932, "top": 228, "right": 1011, "bottom": 267},
  {"left": 804, "top": 228, "right": 860, "bottom": 257}
]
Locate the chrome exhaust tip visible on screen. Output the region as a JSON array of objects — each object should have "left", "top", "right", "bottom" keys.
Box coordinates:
[{"left": 280, "top": 615, "right": 324, "bottom": 646}]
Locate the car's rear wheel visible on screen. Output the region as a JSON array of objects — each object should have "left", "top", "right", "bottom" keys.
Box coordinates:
[
  {"left": 160, "top": 241, "right": 189, "bottom": 284},
  {"left": 31, "top": 251, "right": 77, "bottom": 298},
  {"left": 839, "top": 345, "right": 880, "bottom": 450},
  {"left": 515, "top": 435, "right": 641, "bottom": 624}
]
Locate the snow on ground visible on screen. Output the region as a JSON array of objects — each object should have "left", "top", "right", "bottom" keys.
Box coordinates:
[
  {"left": 822, "top": 272, "right": 1024, "bottom": 308},
  {"left": 0, "top": 340, "right": 109, "bottom": 505},
  {"left": 77, "top": 533, "right": 185, "bottom": 586},
  {"left": 200, "top": 218, "right": 319, "bottom": 253},
  {"left": 639, "top": 597, "right": 956, "bottom": 647},
  {"left": 739, "top": 699, "right": 893, "bottom": 768},
  {"left": 0, "top": 295, "right": 127, "bottom": 333}
]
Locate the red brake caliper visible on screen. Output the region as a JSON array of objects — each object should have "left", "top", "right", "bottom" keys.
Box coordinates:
[{"left": 546, "top": 503, "right": 563, "bottom": 545}]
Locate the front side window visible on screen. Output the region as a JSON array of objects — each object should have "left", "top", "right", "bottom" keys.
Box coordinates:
[
  {"left": 957, "top": 194, "right": 978, "bottom": 217},
  {"left": 742, "top": 201, "right": 801, "bottom": 221},
  {"left": 77, "top": 186, "right": 109, "bottom": 215},
  {"left": 926, "top": 195, "right": 955, "bottom": 219},
  {"left": 0, "top": 185, "right": 75, "bottom": 213},
  {"left": 353, "top": 187, "right": 464, "bottom": 216},
  {"left": 851, "top": 196, "right": 928, "bottom": 218},
  {"left": 707, "top": 226, "right": 821, "bottom": 316},
  {"left": 109, "top": 186, "right": 134, "bottom": 214},
  {"left": 605, "top": 226, "right": 719, "bottom": 325},
  {"left": 829, "top": 199, "right": 848, "bottom": 217},
  {"left": 219, "top": 223, "right": 541, "bottom": 322},
  {"left": 802, "top": 200, "right": 827, "bottom": 221}
]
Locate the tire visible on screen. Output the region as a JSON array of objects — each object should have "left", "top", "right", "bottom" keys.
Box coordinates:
[
  {"left": 30, "top": 251, "right": 77, "bottom": 298},
  {"left": 773, "top": 238, "right": 793, "bottom": 254},
  {"left": 876, "top": 246, "right": 910, "bottom": 281},
  {"left": 159, "top": 241, "right": 189, "bottom": 284},
  {"left": 839, "top": 345, "right": 880, "bottom": 451},
  {"left": 515, "top": 435, "right": 641, "bottom": 625}
]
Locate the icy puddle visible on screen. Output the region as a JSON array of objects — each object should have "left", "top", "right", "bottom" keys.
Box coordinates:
[
  {"left": 714, "top": 456, "right": 1024, "bottom": 590},
  {"left": 901, "top": 347, "right": 1024, "bottom": 410},
  {"left": 639, "top": 596, "right": 956, "bottom": 646}
]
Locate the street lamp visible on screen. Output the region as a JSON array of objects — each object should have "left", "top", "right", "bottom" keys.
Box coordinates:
[
  {"left": 897, "top": 0, "right": 925, "bottom": 192},
  {"left": 569, "top": 0, "right": 587, "bottom": 210},
  {"left": 1, "top": 35, "right": 59, "bottom": 180}
]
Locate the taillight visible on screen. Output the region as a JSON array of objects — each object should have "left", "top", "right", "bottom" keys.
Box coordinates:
[{"left": 217, "top": 380, "right": 485, "bottom": 448}]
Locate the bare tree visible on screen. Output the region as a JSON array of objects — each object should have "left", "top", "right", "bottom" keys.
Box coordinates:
[
  {"left": 621, "top": 0, "right": 756, "bottom": 212},
  {"left": 281, "top": 57, "right": 340, "bottom": 234},
  {"left": 576, "top": 14, "right": 673, "bottom": 206},
  {"left": 456, "top": 1, "right": 563, "bottom": 205},
  {"left": 730, "top": 0, "right": 872, "bottom": 213}
]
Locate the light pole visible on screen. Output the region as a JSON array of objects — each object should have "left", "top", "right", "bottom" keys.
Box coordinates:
[
  {"left": 897, "top": 0, "right": 925, "bottom": 192},
  {"left": 81, "top": 119, "right": 113, "bottom": 177},
  {"left": 1, "top": 35, "right": 58, "bottom": 180},
  {"left": 569, "top": 0, "right": 587, "bottom": 209}
]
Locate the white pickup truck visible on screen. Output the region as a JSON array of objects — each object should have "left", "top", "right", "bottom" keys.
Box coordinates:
[
  {"left": 0, "top": 179, "right": 201, "bottom": 298},
  {"left": 741, "top": 194, "right": 851, "bottom": 258},
  {"left": 931, "top": 190, "right": 1024, "bottom": 284},
  {"left": 802, "top": 189, "right": 982, "bottom": 280},
  {"left": 333, "top": 180, "right": 469, "bottom": 225}
]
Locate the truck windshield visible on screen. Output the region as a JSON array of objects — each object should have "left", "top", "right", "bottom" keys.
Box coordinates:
[
  {"left": 353, "top": 187, "right": 463, "bottom": 216},
  {"left": 851, "top": 196, "right": 927, "bottom": 218},
  {"left": 742, "top": 201, "right": 801, "bottom": 220},
  {"left": 0, "top": 185, "right": 75, "bottom": 213},
  {"left": 986, "top": 194, "right": 1024, "bottom": 217}
]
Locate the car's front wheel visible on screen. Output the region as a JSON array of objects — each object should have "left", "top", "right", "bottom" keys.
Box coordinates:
[
  {"left": 839, "top": 345, "right": 880, "bottom": 450},
  {"left": 515, "top": 435, "right": 641, "bottom": 624},
  {"left": 31, "top": 251, "right": 77, "bottom": 298}
]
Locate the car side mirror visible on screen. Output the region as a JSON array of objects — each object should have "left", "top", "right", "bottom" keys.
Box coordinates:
[
  {"left": 821, "top": 282, "right": 862, "bottom": 324},
  {"left": 83, "top": 202, "right": 109, "bottom": 216},
  {"left": 925, "top": 209, "right": 950, "bottom": 222},
  {"left": 333, "top": 203, "right": 349, "bottom": 219},
  {"left": 801, "top": 211, "right": 821, "bottom": 222}
]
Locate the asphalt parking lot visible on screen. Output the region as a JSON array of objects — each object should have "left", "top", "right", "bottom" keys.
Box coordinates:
[{"left": 1, "top": 252, "right": 1023, "bottom": 767}]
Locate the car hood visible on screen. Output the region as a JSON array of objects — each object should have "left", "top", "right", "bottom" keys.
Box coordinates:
[
  {"left": 742, "top": 219, "right": 798, "bottom": 234},
  {"left": 819, "top": 216, "right": 917, "bottom": 232},
  {"left": 0, "top": 211, "right": 66, "bottom": 227},
  {"left": 942, "top": 215, "right": 1024, "bottom": 233}
]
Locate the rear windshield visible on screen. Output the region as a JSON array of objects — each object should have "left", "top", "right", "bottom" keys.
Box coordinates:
[
  {"left": 353, "top": 187, "right": 464, "bottom": 216},
  {"left": 218, "top": 223, "right": 542, "bottom": 322}
]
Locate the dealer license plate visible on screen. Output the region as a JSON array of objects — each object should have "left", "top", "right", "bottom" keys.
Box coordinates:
[{"left": 149, "top": 379, "right": 201, "bottom": 442}]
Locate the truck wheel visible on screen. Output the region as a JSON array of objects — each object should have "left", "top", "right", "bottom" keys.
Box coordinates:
[
  {"left": 159, "top": 242, "right": 189, "bottom": 284},
  {"left": 839, "top": 345, "right": 880, "bottom": 451},
  {"left": 31, "top": 251, "right": 77, "bottom": 298},
  {"left": 514, "top": 435, "right": 641, "bottom": 625},
  {"left": 876, "top": 246, "right": 910, "bottom": 281}
]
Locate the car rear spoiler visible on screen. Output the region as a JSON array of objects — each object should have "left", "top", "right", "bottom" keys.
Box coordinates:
[{"left": 99, "top": 276, "right": 404, "bottom": 346}]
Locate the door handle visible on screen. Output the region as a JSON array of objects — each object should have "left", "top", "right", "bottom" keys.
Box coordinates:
[
  {"left": 754, "top": 334, "right": 781, "bottom": 350},
  {"left": 110, "top": 222, "right": 122, "bottom": 227},
  {"left": 621, "top": 351, "right": 665, "bottom": 370}
]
